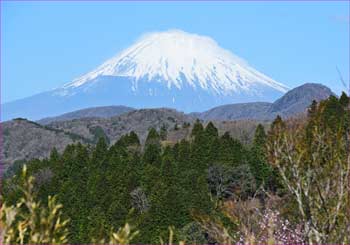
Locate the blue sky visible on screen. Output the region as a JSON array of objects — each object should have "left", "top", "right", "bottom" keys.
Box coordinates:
[{"left": 1, "top": 1, "right": 349, "bottom": 103}]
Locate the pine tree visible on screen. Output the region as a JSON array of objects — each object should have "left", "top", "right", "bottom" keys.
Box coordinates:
[
  {"left": 129, "top": 131, "right": 141, "bottom": 145},
  {"left": 143, "top": 128, "right": 161, "bottom": 166},
  {"left": 250, "top": 124, "right": 272, "bottom": 189},
  {"left": 91, "top": 137, "right": 108, "bottom": 165},
  {"left": 205, "top": 121, "right": 219, "bottom": 138},
  {"left": 191, "top": 119, "right": 204, "bottom": 138},
  {"left": 253, "top": 124, "right": 266, "bottom": 148},
  {"left": 268, "top": 115, "right": 286, "bottom": 147},
  {"left": 160, "top": 147, "right": 187, "bottom": 227},
  {"left": 339, "top": 91, "right": 349, "bottom": 107},
  {"left": 319, "top": 95, "right": 344, "bottom": 131},
  {"left": 217, "top": 132, "right": 245, "bottom": 167},
  {"left": 145, "top": 128, "right": 161, "bottom": 147},
  {"left": 53, "top": 143, "right": 92, "bottom": 243}
]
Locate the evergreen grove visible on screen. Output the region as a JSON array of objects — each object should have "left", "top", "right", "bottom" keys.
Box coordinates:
[{"left": 1, "top": 93, "right": 349, "bottom": 244}]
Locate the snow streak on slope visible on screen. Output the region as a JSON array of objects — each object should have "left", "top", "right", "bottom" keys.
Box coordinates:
[{"left": 63, "top": 30, "right": 288, "bottom": 95}]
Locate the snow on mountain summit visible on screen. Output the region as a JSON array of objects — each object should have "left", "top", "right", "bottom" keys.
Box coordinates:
[
  {"left": 3, "top": 30, "right": 291, "bottom": 120},
  {"left": 64, "top": 30, "right": 288, "bottom": 95}
]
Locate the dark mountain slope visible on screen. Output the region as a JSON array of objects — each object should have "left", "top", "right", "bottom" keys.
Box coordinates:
[
  {"left": 197, "top": 102, "right": 272, "bottom": 121},
  {"left": 268, "top": 83, "right": 334, "bottom": 116},
  {"left": 38, "top": 105, "right": 134, "bottom": 125},
  {"left": 1, "top": 118, "right": 87, "bottom": 167},
  {"left": 1, "top": 108, "right": 267, "bottom": 168},
  {"left": 198, "top": 83, "right": 334, "bottom": 121},
  {"left": 46, "top": 108, "right": 194, "bottom": 144}
]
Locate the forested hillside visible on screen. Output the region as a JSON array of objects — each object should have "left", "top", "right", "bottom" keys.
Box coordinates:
[
  {"left": 2, "top": 109, "right": 266, "bottom": 166},
  {"left": 1, "top": 93, "right": 349, "bottom": 244}
]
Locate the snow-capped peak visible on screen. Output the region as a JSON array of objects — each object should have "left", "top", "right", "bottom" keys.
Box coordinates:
[{"left": 63, "top": 29, "right": 288, "bottom": 95}]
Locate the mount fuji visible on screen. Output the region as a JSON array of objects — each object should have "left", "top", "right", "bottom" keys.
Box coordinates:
[{"left": 2, "top": 30, "right": 289, "bottom": 121}]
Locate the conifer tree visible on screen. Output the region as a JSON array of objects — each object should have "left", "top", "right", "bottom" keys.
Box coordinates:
[
  {"left": 191, "top": 119, "right": 204, "bottom": 138},
  {"left": 267, "top": 115, "right": 286, "bottom": 148},
  {"left": 339, "top": 91, "right": 349, "bottom": 107},
  {"left": 253, "top": 124, "right": 266, "bottom": 148},
  {"left": 143, "top": 128, "right": 161, "bottom": 165},
  {"left": 250, "top": 124, "right": 273, "bottom": 189},
  {"left": 145, "top": 128, "right": 161, "bottom": 147},
  {"left": 128, "top": 131, "right": 141, "bottom": 145},
  {"left": 319, "top": 95, "right": 344, "bottom": 131},
  {"left": 205, "top": 121, "right": 219, "bottom": 138}
]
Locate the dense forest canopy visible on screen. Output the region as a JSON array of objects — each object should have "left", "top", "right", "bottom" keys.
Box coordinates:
[{"left": 1, "top": 93, "right": 349, "bottom": 244}]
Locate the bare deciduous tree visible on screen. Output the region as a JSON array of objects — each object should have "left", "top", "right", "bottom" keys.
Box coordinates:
[
  {"left": 130, "top": 187, "right": 150, "bottom": 214},
  {"left": 267, "top": 125, "right": 350, "bottom": 244}
]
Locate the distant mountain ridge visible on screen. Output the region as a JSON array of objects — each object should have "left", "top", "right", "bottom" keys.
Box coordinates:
[
  {"left": 1, "top": 83, "right": 334, "bottom": 168},
  {"left": 34, "top": 83, "right": 334, "bottom": 123},
  {"left": 196, "top": 83, "right": 334, "bottom": 121},
  {"left": 195, "top": 102, "right": 272, "bottom": 121},
  {"left": 38, "top": 106, "right": 134, "bottom": 125}
]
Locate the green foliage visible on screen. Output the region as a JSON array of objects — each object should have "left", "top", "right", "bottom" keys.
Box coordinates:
[
  {"left": 4, "top": 96, "right": 348, "bottom": 243},
  {"left": 2, "top": 159, "right": 27, "bottom": 180},
  {"left": 0, "top": 166, "right": 140, "bottom": 244},
  {"left": 115, "top": 131, "right": 141, "bottom": 153},
  {"left": 191, "top": 119, "right": 204, "bottom": 138},
  {"left": 207, "top": 164, "right": 256, "bottom": 203},
  {"left": 0, "top": 165, "right": 69, "bottom": 244},
  {"left": 90, "top": 126, "right": 110, "bottom": 144},
  {"left": 253, "top": 124, "right": 266, "bottom": 147},
  {"left": 179, "top": 222, "right": 207, "bottom": 244},
  {"left": 94, "top": 223, "right": 139, "bottom": 245},
  {"left": 319, "top": 95, "right": 345, "bottom": 131},
  {"left": 249, "top": 124, "right": 277, "bottom": 189},
  {"left": 145, "top": 127, "right": 161, "bottom": 147},
  {"left": 339, "top": 91, "right": 349, "bottom": 107},
  {"left": 267, "top": 94, "right": 350, "bottom": 244},
  {"left": 3, "top": 123, "right": 277, "bottom": 243},
  {"left": 143, "top": 128, "right": 162, "bottom": 166},
  {"left": 205, "top": 121, "right": 218, "bottom": 138},
  {"left": 216, "top": 132, "right": 246, "bottom": 167}
]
